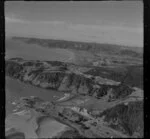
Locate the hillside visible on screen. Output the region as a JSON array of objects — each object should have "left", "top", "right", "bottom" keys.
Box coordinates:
[
  {"left": 6, "top": 58, "right": 140, "bottom": 100},
  {"left": 5, "top": 38, "right": 143, "bottom": 138},
  {"left": 5, "top": 58, "right": 143, "bottom": 138}
]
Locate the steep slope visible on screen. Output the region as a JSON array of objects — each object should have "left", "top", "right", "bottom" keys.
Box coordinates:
[
  {"left": 6, "top": 95, "right": 143, "bottom": 138},
  {"left": 5, "top": 58, "right": 143, "bottom": 138},
  {"left": 99, "top": 101, "right": 143, "bottom": 137},
  {"left": 6, "top": 58, "right": 137, "bottom": 101},
  {"left": 85, "top": 65, "right": 143, "bottom": 89}
]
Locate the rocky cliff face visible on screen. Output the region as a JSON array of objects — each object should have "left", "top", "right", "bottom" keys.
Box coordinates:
[
  {"left": 6, "top": 58, "right": 135, "bottom": 101},
  {"left": 5, "top": 58, "right": 143, "bottom": 138},
  {"left": 6, "top": 59, "right": 93, "bottom": 95},
  {"left": 7, "top": 95, "right": 143, "bottom": 138},
  {"left": 99, "top": 101, "right": 143, "bottom": 137}
]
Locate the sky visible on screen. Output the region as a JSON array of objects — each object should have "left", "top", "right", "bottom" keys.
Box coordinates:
[{"left": 5, "top": 1, "right": 143, "bottom": 47}]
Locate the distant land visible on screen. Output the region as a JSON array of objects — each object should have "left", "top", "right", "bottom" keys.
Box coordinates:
[{"left": 12, "top": 36, "right": 143, "bottom": 57}]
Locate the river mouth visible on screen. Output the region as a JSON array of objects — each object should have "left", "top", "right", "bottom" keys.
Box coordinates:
[{"left": 5, "top": 76, "right": 65, "bottom": 116}]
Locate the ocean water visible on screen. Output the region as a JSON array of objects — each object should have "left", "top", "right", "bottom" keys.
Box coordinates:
[
  {"left": 6, "top": 77, "right": 65, "bottom": 116},
  {"left": 5, "top": 38, "right": 75, "bottom": 116},
  {"left": 5, "top": 38, "right": 72, "bottom": 138},
  {"left": 5, "top": 39, "right": 75, "bottom": 62}
]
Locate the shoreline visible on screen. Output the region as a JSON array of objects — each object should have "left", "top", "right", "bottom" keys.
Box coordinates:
[{"left": 36, "top": 116, "right": 69, "bottom": 138}]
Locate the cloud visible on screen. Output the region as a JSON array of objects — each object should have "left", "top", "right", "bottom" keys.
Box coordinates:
[
  {"left": 5, "top": 16, "right": 66, "bottom": 26},
  {"left": 69, "top": 23, "right": 143, "bottom": 33},
  {"left": 5, "top": 16, "right": 29, "bottom": 23},
  {"left": 39, "top": 20, "right": 65, "bottom": 25},
  {"left": 5, "top": 14, "right": 143, "bottom": 34},
  {"left": 5, "top": 15, "right": 143, "bottom": 47}
]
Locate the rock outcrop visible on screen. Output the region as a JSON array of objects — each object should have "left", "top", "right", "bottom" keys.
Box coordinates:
[
  {"left": 6, "top": 96, "right": 143, "bottom": 138},
  {"left": 6, "top": 58, "right": 135, "bottom": 101},
  {"left": 6, "top": 59, "right": 93, "bottom": 95},
  {"left": 99, "top": 101, "right": 143, "bottom": 138}
]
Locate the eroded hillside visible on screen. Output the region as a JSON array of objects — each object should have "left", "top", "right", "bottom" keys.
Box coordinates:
[
  {"left": 5, "top": 58, "right": 143, "bottom": 138},
  {"left": 6, "top": 58, "right": 138, "bottom": 101}
]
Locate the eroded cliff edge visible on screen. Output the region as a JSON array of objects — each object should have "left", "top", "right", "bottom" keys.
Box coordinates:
[{"left": 5, "top": 58, "right": 143, "bottom": 138}]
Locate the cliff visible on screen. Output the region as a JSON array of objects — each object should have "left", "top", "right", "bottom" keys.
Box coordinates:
[{"left": 6, "top": 58, "right": 135, "bottom": 101}]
